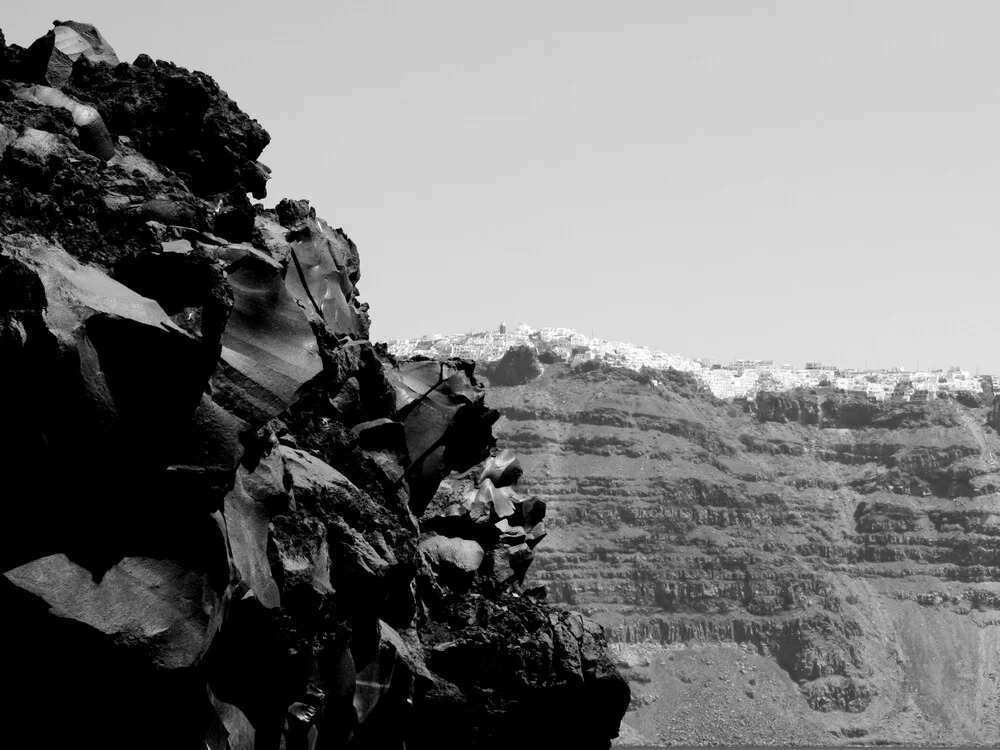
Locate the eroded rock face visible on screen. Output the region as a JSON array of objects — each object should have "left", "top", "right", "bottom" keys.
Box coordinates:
[
  {"left": 486, "top": 363, "right": 1000, "bottom": 745},
  {"left": 213, "top": 201, "right": 371, "bottom": 423},
  {"left": 0, "top": 21, "right": 627, "bottom": 750}
]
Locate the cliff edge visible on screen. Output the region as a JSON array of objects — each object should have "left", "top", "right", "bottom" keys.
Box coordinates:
[
  {"left": 487, "top": 362, "right": 1000, "bottom": 746},
  {"left": 0, "top": 22, "right": 628, "bottom": 750}
]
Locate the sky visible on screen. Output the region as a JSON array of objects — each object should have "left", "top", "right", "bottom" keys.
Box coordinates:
[{"left": 5, "top": 2, "right": 999, "bottom": 372}]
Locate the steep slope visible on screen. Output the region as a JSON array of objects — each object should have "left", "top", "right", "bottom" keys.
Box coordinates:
[
  {"left": 486, "top": 363, "right": 1000, "bottom": 746},
  {"left": 0, "top": 22, "right": 627, "bottom": 750}
]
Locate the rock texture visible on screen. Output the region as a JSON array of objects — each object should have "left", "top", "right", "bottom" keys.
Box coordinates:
[
  {"left": 482, "top": 342, "right": 544, "bottom": 386},
  {"left": 0, "top": 22, "right": 627, "bottom": 750},
  {"left": 486, "top": 363, "right": 1000, "bottom": 746}
]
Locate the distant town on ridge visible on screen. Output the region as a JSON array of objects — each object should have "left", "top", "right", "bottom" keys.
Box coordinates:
[{"left": 387, "top": 323, "right": 998, "bottom": 402}]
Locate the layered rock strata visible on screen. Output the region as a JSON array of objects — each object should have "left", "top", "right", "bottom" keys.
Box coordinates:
[
  {"left": 486, "top": 363, "right": 1000, "bottom": 745},
  {"left": 0, "top": 23, "right": 627, "bottom": 750}
]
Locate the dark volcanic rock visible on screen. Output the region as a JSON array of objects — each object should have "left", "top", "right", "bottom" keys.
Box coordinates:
[
  {"left": 479, "top": 447, "right": 524, "bottom": 487},
  {"left": 0, "top": 92, "right": 204, "bottom": 267},
  {"left": 385, "top": 357, "right": 500, "bottom": 515},
  {"left": 212, "top": 202, "right": 371, "bottom": 424},
  {"left": 5, "top": 549, "right": 228, "bottom": 670},
  {"left": 62, "top": 40, "right": 271, "bottom": 199},
  {"left": 752, "top": 390, "right": 821, "bottom": 425},
  {"left": 20, "top": 21, "right": 120, "bottom": 88},
  {"left": 419, "top": 533, "right": 485, "bottom": 589},
  {"left": 483, "top": 342, "right": 543, "bottom": 386},
  {"left": 419, "top": 594, "right": 630, "bottom": 750},
  {"left": 0, "top": 21, "right": 629, "bottom": 750}
]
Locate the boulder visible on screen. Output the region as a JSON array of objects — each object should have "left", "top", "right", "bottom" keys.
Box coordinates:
[
  {"left": 386, "top": 359, "right": 499, "bottom": 514},
  {"left": 11, "top": 83, "right": 116, "bottom": 159},
  {"left": 21, "top": 21, "right": 120, "bottom": 88},
  {"left": 478, "top": 448, "right": 523, "bottom": 487},
  {"left": 497, "top": 525, "right": 527, "bottom": 546},
  {"left": 419, "top": 535, "right": 485, "bottom": 575},
  {"left": 5, "top": 549, "right": 227, "bottom": 670},
  {"left": 512, "top": 494, "right": 546, "bottom": 529},
  {"left": 467, "top": 478, "right": 514, "bottom": 520},
  {"left": 486, "top": 543, "right": 533, "bottom": 588},
  {"left": 525, "top": 519, "right": 548, "bottom": 548}
]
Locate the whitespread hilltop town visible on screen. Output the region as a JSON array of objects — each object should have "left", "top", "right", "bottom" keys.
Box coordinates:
[{"left": 387, "top": 323, "right": 997, "bottom": 402}]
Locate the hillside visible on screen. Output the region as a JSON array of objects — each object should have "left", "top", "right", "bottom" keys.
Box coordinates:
[
  {"left": 0, "top": 22, "right": 627, "bottom": 749},
  {"left": 485, "top": 363, "right": 1000, "bottom": 746}
]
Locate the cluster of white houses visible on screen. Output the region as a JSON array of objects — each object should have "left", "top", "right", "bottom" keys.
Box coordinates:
[
  {"left": 388, "top": 323, "right": 703, "bottom": 373},
  {"left": 386, "top": 324, "right": 995, "bottom": 402}
]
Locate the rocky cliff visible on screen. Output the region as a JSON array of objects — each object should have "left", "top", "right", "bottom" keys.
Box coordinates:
[
  {"left": 486, "top": 363, "right": 1000, "bottom": 746},
  {"left": 0, "top": 22, "right": 628, "bottom": 750},
  {"left": 480, "top": 343, "right": 544, "bottom": 386}
]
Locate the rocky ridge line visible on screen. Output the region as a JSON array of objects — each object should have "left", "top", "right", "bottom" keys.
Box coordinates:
[{"left": 0, "top": 22, "right": 628, "bottom": 750}]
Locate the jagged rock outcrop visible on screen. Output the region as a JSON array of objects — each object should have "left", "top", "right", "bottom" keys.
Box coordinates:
[
  {"left": 751, "top": 390, "right": 823, "bottom": 425},
  {"left": 0, "top": 22, "right": 627, "bottom": 750},
  {"left": 19, "top": 20, "right": 120, "bottom": 88},
  {"left": 486, "top": 362, "right": 1000, "bottom": 745},
  {"left": 482, "top": 342, "right": 543, "bottom": 386}
]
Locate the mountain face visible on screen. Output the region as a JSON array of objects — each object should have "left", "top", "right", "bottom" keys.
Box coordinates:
[
  {"left": 485, "top": 363, "right": 1000, "bottom": 746},
  {"left": 0, "top": 22, "right": 628, "bottom": 750}
]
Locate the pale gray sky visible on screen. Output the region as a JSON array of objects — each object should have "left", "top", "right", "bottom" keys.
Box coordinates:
[{"left": 6, "top": 2, "right": 999, "bottom": 372}]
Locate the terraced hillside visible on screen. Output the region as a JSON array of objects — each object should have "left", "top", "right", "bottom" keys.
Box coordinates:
[{"left": 485, "top": 364, "right": 1000, "bottom": 746}]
